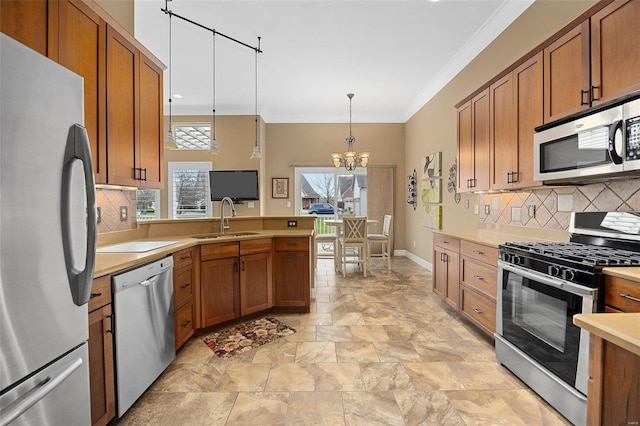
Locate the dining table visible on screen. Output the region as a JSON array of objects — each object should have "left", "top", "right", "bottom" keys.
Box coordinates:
[{"left": 324, "top": 218, "right": 378, "bottom": 272}]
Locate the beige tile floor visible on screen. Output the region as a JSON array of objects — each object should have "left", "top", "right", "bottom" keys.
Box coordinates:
[{"left": 117, "top": 257, "right": 571, "bottom": 425}]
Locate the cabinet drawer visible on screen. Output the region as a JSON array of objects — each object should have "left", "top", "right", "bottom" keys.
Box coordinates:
[
  {"left": 605, "top": 276, "right": 640, "bottom": 313},
  {"left": 173, "top": 247, "right": 194, "bottom": 269},
  {"left": 460, "top": 240, "right": 498, "bottom": 266},
  {"left": 174, "top": 302, "right": 195, "bottom": 350},
  {"left": 240, "top": 238, "right": 273, "bottom": 255},
  {"left": 461, "top": 257, "right": 497, "bottom": 299},
  {"left": 433, "top": 233, "right": 460, "bottom": 252},
  {"left": 173, "top": 265, "right": 194, "bottom": 309},
  {"left": 274, "top": 237, "right": 309, "bottom": 252},
  {"left": 201, "top": 242, "right": 239, "bottom": 261},
  {"left": 461, "top": 285, "right": 496, "bottom": 335},
  {"left": 89, "top": 275, "right": 111, "bottom": 312}
]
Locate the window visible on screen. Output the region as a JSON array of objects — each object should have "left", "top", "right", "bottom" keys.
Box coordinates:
[
  {"left": 294, "top": 167, "right": 367, "bottom": 217},
  {"left": 168, "top": 162, "right": 212, "bottom": 219},
  {"left": 136, "top": 189, "right": 160, "bottom": 220},
  {"left": 173, "top": 124, "right": 212, "bottom": 150}
]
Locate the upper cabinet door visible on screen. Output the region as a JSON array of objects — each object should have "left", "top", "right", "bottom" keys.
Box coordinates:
[
  {"left": 457, "top": 100, "right": 473, "bottom": 193},
  {"left": 512, "top": 52, "right": 543, "bottom": 190},
  {"left": 58, "top": 0, "right": 107, "bottom": 184},
  {"left": 590, "top": 0, "right": 640, "bottom": 105},
  {"left": 138, "top": 54, "right": 163, "bottom": 189},
  {"left": 543, "top": 21, "right": 590, "bottom": 123},
  {"left": 0, "top": 0, "right": 58, "bottom": 59},
  {"left": 489, "top": 72, "right": 515, "bottom": 190},
  {"left": 106, "top": 24, "right": 139, "bottom": 187},
  {"left": 472, "top": 88, "right": 490, "bottom": 192}
]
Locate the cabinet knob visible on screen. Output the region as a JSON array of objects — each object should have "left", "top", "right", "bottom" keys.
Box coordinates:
[
  {"left": 472, "top": 250, "right": 483, "bottom": 255},
  {"left": 181, "top": 320, "right": 192, "bottom": 328},
  {"left": 180, "top": 283, "right": 191, "bottom": 289},
  {"left": 473, "top": 274, "right": 484, "bottom": 281},
  {"left": 620, "top": 293, "right": 640, "bottom": 303},
  {"left": 90, "top": 292, "right": 102, "bottom": 299},
  {"left": 472, "top": 307, "right": 483, "bottom": 314}
]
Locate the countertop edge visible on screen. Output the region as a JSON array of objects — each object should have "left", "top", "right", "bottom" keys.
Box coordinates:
[{"left": 574, "top": 313, "right": 640, "bottom": 357}]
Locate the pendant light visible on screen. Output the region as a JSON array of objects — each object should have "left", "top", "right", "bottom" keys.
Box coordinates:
[
  {"left": 209, "top": 31, "right": 221, "bottom": 155},
  {"left": 330, "top": 93, "right": 370, "bottom": 171},
  {"left": 250, "top": 37, "right": 262, "bottom": 160},
  {"left": 164, "top": 11, "right": 177, "bottom": 149}
]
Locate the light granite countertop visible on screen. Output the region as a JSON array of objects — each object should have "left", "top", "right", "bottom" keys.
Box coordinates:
[
  {"left": 434, "top": 228, "right": 569, "bottom": 249},
  {"left": 574, "top": 313, "right": 640, "bottom": 356},
  {"left": 602, "top": 267, "right": 640, "bottom": 283},
  {"left": 95, "top": 229, "right": 313, "bottom": 278}
]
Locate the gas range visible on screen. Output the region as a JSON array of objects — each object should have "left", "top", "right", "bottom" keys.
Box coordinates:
[{"left": 499, "top": 212, "right": 640, "bottom": 289}]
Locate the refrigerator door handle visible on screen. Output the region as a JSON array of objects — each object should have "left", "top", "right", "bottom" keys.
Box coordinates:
[
  {"left": 61, "top": 124, "right": 97, "bottom": 306},
  {"left": 0, "top": 357, "right": 83, "bottom": 426}
]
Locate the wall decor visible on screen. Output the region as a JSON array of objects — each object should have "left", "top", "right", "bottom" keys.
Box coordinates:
[
  {"left": 447, "top": 157, "right": 461, "bottom": 204},
  {"left": 272, "top": 177, "right": 289, "bottom": 198},
  {"left": 407, "top": 169, "right": 417, "bottom": 210},
  {"left": 421, "top": 178, "right": 442, "bottom": 204},
  {"left": 423, "top": 204, "right": 442, "bottom": 229},
  {"left": 423, "top": 151, "right": 442, "bottom": 178}
]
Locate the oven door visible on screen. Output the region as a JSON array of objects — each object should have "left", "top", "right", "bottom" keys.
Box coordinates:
[{"left": 496, "top": 260, "right": 596, "bottom": 394}]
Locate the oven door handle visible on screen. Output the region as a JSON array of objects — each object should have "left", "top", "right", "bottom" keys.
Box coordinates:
[{"left": 498, "top": 260, "right": 596, "bottom": 298}]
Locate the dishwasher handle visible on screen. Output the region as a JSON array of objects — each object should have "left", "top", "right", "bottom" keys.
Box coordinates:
[{"left": 140, "top": 275, "right": 160, "bottom": 287}]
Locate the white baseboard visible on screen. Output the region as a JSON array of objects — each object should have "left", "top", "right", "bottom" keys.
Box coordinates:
[{"left": 394, "top": 250, "right": 432, "bottom": 271}]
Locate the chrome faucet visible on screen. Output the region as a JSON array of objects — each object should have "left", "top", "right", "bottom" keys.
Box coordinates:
[{"left": 219, "top": 197, "right": 236, "bottom": 233}]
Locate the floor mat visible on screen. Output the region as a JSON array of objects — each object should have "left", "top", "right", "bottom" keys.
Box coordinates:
[{"left": 201, "top": 317, "right": 296, "bottom": 358}]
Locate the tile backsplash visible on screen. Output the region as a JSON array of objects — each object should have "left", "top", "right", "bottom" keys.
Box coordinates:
[
  {"left": 96, "top": 188, "right": 137, "bottom": 233},
  {"left": 476, "top": 178, "right": 640, "bottom": 230}
]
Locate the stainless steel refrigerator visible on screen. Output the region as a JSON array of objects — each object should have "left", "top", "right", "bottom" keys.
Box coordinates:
[{"left": 0, "top": 33, "right": 96, "bottom": 425}]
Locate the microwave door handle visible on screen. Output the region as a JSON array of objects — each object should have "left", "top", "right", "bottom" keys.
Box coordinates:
[{"left": 608, "top": 120, "right": 623, "bottom": 165}]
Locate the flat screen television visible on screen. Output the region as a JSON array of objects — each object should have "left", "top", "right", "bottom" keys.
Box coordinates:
[{"left": 209, "top": 170, "right": 259, "bottom": 202}]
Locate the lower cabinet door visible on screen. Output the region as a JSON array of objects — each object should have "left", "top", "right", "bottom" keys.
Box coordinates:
[
  {"left": 274, "top": 251, "right": 309, "bottom": 309},
  {"left": 240, "top": 251, "right": 273, "bottom": 316},
  {"left": 201, "top": 257, "right": 239, "bottom": 327},
  {"left": 174, "top": 302, "right": 195, "bottom": 350},
  {"left": 88, "top": 304, "right": 115, "bottom": 426}
]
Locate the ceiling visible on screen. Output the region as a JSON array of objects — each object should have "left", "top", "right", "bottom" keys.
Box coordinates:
[{"left": 134, "top": 0, "right": 534, "bottom": 123}]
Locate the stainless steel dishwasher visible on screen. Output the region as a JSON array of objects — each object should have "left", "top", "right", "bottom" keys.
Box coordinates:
[{"left": 112, "top": 256, "right": 175, "bottom": 417}]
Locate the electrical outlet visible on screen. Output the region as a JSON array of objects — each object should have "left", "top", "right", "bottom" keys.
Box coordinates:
[
  {"left": 474, "top": 204, "right": 479, "bottom": 215},
  {"left": 413, "top": 241, "right": 416, "bottom": 248},
  {"left": 96, "top": 207, "right": 101, "bottom": 224},
  {"left": 528, "top": 205, "right": 536, "bottom": 219},
  {"left": 484, "top": 204, "right": 491, "bottom": 216},
  {"left": 287, "top": 201, "right": 291, "bottom": 208},
  {"left": 120, "top": 206, "right": 128, "bottom": 222},
  {"left": 464, "top": 199, "right": 469, "bottom": 208},
  {"left": 287, "top": 220, "right": 297, "bottom": 227},
  {"left": 248, "top": 201, "right": 255, "bottom": 208}
]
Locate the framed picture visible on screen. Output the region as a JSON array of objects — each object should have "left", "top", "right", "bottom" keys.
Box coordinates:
[
  {"left": 423, "top": 151, "right": 442, "bottom": 178},
  {"left": 272, "top": 177, "right": 289, "bottom": 198}
]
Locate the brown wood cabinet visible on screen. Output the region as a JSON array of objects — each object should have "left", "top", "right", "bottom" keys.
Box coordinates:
[
  {"left": 432, "top": 233, "right": 460, "bottom": 310},
  {"left": 57, "top": 0, "right": 107, "bottom": 184},
  {"left": 173, "top": 247, "right": 196, "bottom": 350},
  {"left": 201, "top": 242, "right": 239, "bottom": 328},
  {"left": 87, "top": 275, "right": 115, "bottom": 426},
  {"left": 604, "top": 275, "right": 640, "bottom": 313},
  {"left": 459, "top": 241, "right": 498, "bottom": 336},
  {"left": 432, "top": 235, "right": 498, "bottom": 338},
  {"left": 240, "top": 239, "right": 273, "bottom": 316},
  {"left": 273, "top": 237, "right": 310, "bottom": 312},
  {"left": 458, "top": 88, "right": 489, "bottom": 193},
  {"left": 544, "top": 0, "right": 640, "bottom": 123},
  {"left": 1, "top": 0, "right": 164, "bottom": 189},
  {"left": 0, "top": 0, "right": 57, "bottom": 59},
  {"left": 489, "top": 53, "right": 543, "bottom": 190},
  {"left": 587, "top": 335, "right": 640, "bottom": 426}
]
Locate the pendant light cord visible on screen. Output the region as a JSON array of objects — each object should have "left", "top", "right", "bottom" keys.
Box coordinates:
[
  {"left": 255, "top": 37, "right": 261, "bottom": 150},
  {"left": 212, "top": 31, "right": 216, "bottom": 141},
  {"left": 168, "top": 13, "right": 172, "bottom": 130}
]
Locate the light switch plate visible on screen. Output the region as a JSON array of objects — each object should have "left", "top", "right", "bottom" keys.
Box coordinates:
[
  {"left": 528, "top": 205, "right": 536, "bottom": 219},
  {"left": 464, "top": 199, "right": 469, "bottom": 208},
  {"left": 474, "top": 204, "right": 479, "bottom": 215},
  {"left": 484, "top": 204, "right": 491, "bottom": 216},
  {"left": 248, "top": 201, "right": 255, "bottom": 208}
]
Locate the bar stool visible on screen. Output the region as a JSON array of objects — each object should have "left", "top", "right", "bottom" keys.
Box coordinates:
[{"left": 315, "top": 232, "right": 337, "bottom": 270}]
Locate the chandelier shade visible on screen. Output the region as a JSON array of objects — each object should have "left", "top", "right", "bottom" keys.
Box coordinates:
[{"left": 330, "top": 93, "right": 369, "bottom": 171}]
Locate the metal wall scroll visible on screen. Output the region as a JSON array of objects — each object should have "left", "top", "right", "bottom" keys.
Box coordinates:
[{"left": 407, "top": 169, "right": 417, "bottom": 210}]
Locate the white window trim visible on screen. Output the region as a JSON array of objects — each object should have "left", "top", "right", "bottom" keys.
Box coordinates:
[{"left": 168, "top": 161, "right": 213, "bottom": 219}]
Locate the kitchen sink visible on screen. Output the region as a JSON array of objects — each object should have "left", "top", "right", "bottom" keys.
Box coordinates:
[{"left": 191, "top": 232, "right": 260, "bottom": 239}]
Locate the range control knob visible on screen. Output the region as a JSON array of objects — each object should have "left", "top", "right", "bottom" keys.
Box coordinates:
[
  {"left": 512, "top": 255, "right": 523, "bottom": 265},
  {"left": 548, "top": 265, "right": 561, "bottom": 277},
  {"left": 563, "top": 269, "right": 575, "bottom": 281}
]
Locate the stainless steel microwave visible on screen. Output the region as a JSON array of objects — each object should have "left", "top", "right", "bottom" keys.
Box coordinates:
[{"left": 533, "top": 98, "right": 640, "bottom": 184}]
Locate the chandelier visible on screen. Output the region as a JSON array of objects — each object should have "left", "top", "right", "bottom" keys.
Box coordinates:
[{"left": 331, "top": 93, "right": 370, "bottom": 171}]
